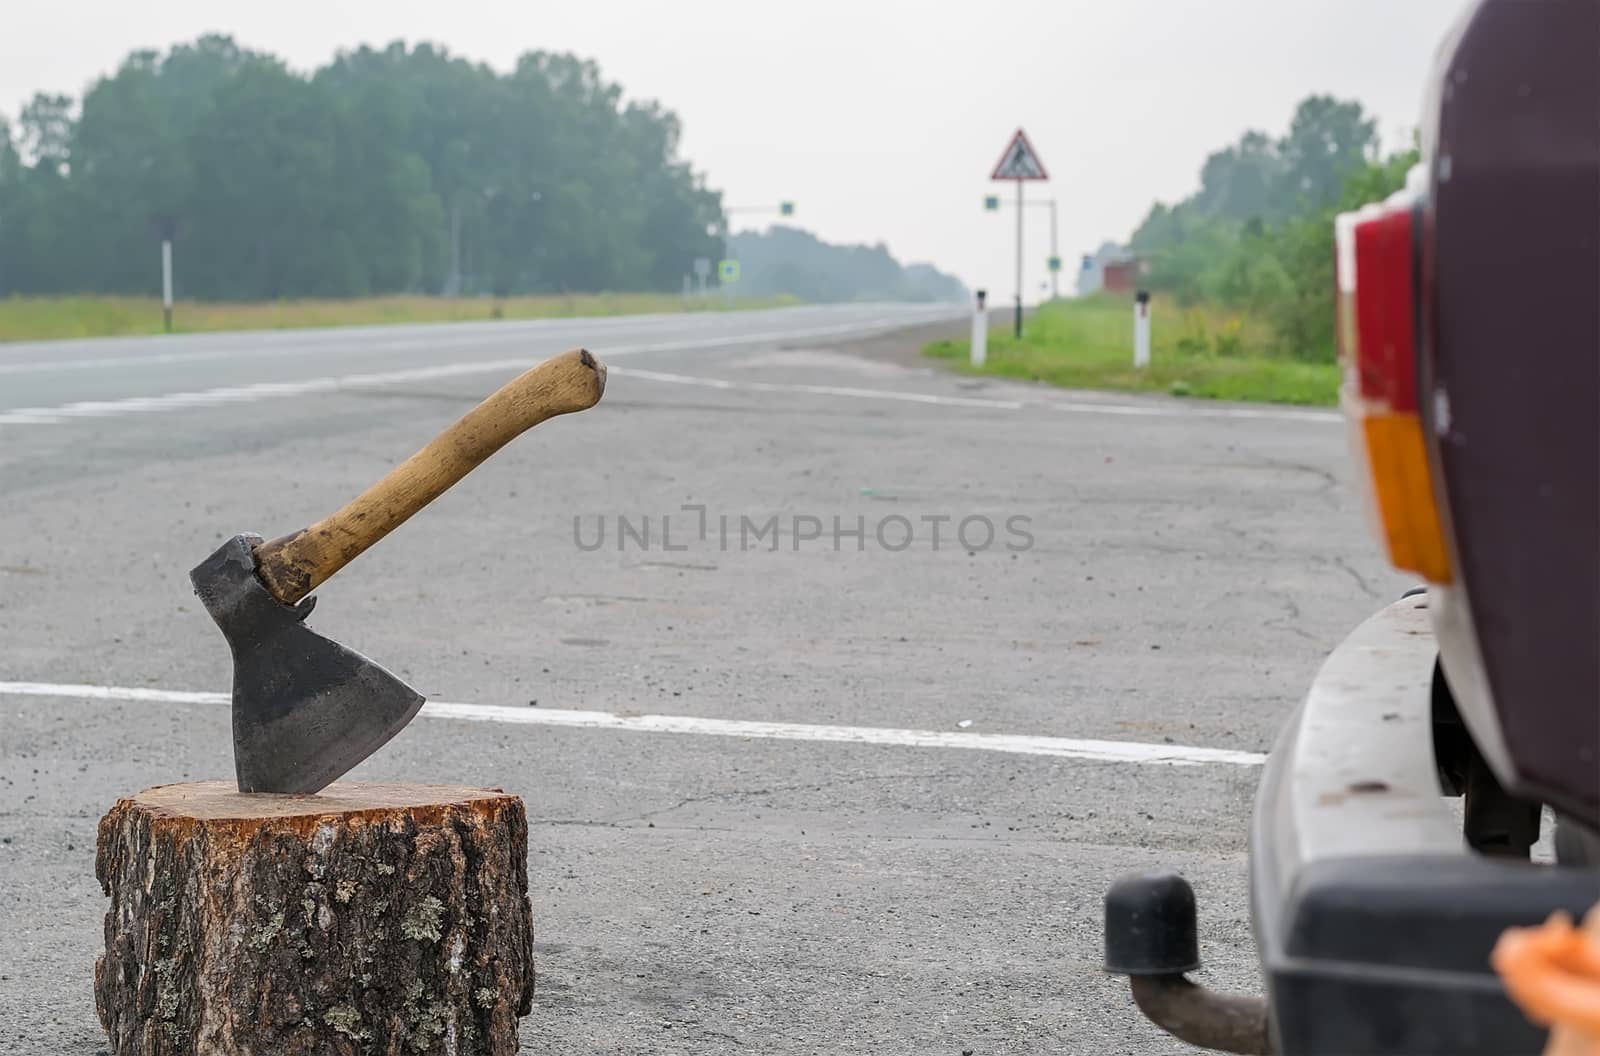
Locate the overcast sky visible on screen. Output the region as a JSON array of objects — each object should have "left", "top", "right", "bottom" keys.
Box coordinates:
[{"left": 5, "top": 0, "right": 1475, "bottom": 300}]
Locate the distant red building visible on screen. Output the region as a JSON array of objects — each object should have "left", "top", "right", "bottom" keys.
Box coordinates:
[
  {"left": 1077, "top": 245, "right": 1150, "bottom": 297},
  {"left": 1101, "top": 259, "right": 1141, "bottom": 294}
]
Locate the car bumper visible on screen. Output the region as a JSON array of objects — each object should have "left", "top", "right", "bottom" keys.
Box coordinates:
[{"left": 1250, "top": 594, "right": 1598, "bottom": 1054}]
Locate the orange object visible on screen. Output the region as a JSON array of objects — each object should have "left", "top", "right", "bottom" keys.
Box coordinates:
[
  {"left": 1356, "top": 413, "right": 1453, "bottom": 584},
  {"left": 1492, "top": 907, "right": 1600, "bottom": 1055}
]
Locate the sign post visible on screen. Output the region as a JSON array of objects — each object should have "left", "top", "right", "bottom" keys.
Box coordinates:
[
  {"left": 1015, "top": 181, "right": 1024, "bottom": 336},
  {"left": 990, "top": 128, "right": 1049, "bottom": 339},
  {"left": 1047, "top": 200, "right": 1059, "bottom": 300},
  {"left": 161, "top": 240, "right": 174, "bottom": 333}
]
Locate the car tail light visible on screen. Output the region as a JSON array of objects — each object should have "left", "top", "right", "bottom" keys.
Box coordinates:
[{"left": 1335, "top": 167, "right": 1453, "bottom": 584}]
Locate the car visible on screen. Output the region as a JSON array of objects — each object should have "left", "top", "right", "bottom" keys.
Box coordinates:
[{"left": 1101, "top": 2, "right": 1600, "bottom": 1052}]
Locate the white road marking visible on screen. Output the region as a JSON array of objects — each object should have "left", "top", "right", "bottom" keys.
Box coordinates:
[
  {"left": 0, "top": 316, "right": 676, "bottom": 375},
  {"left": 610, "top": 369, "right": 1339, "bottom": 421},
  {"left": 0, "top": 680, "right": 1266, "bottom": 768},
  {"left": 0, "top": 308, "right": 959, "bottom": 376},
  {"left": 611, "top": 366, "right": 1026, "bottom": 410},
  {"left": 1048, "top": 399, "right": 1339, "bottom": 424},
  {"left": 0, "top": 315, "right": 957, "bottom": 427},
  {"left": 0, "top": 362, "right": 534, "bottom": 425}
]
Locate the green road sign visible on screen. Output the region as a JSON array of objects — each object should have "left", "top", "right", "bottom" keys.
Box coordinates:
[
  {"left": 719, "top": 259, "right": 740, "bottom": 283},
  {"left": 1047, "top": 255, "right": 1062, "bottom": 273},
  {"left": 780, "top": 201, "right": 795, "bottom": 217},
  {"left": 983, "top": 195, "right": 1000, "bottom": 211}
]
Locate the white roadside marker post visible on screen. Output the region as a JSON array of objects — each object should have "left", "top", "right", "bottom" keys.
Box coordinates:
[
  {"left": 161, "top": 240, "right": 174, "bottom": 333},
  {"left": 1133, "top": 289, "right": 1151, "bottom": 368},
  {"left": 971, "top": 289, "right": 989, "bottom": 367}
]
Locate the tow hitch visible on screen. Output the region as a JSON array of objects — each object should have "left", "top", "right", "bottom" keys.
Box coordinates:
[{"left": 1105, "top": 871, "right": 1272, "bottom": 1054}]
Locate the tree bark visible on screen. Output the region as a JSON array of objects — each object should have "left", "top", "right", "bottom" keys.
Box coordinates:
[{"left": 94, "top": 781, "right": 534, "bottom": 1055}]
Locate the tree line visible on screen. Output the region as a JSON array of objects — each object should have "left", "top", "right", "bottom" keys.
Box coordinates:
[
  {"left": 730, "top": 226, "right": 965, "bottom": 303},
  {"left": 0, "top": 36, "right": 726, "bottom": 299},
  {"left": 1125, "top": 95, "right": 1418, "bottom": 361}
]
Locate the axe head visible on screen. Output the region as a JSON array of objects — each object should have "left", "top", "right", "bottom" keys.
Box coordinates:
[{"left": 189, "top": 534, "right": 425, "bottom": 794}]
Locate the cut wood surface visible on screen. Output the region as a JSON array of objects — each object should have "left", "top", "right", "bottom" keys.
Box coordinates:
[{"left": 95, "top": 781, "right": 535, "bottom": 1055}]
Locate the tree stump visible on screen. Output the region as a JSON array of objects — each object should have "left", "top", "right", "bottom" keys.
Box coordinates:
[{"left": 94, "top": 781, "right": 535, "bottom": 1056}]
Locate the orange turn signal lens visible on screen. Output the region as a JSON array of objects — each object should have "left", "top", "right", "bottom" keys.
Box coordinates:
[{"left": 1357, "top": 413, "right": 1453, "bottom": 584}]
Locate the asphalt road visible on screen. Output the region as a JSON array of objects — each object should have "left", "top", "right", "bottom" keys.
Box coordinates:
[{"left": 0, "top": 304, "right": 1407, "bottom": 1054}]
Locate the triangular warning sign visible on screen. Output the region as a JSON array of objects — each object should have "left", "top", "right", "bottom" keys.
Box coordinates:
[{"left": 991, "top": 129, "right": 1048, "bottom": 181}]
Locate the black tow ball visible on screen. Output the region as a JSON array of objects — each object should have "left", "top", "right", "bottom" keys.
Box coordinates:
[{"left": 1104, "top": 871, "right": 1273, "bottom": 1055}]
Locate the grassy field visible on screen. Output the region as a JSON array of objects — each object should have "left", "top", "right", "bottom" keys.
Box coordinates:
[
  {"left": 0, "top": 292, "right": 798, "bottom": 343},
  {"left": 926, "top": 295, "right": 1340, "bottom": 406}
]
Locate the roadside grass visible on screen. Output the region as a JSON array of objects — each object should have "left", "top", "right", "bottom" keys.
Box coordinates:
[
  {"left": 0, "top": 292, "right": 799, "bottom": 343},
  {"left": 926, "top": 294, "right": 1340, "bottom": 406}
]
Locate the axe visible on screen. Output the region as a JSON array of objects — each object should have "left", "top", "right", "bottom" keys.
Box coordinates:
[{"left": 189, "top": 348, "right": 606, "bottom": 794}]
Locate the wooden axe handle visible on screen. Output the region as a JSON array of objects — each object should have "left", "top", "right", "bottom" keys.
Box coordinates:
[{"left": 253, "top": 347, "right": 606, "bottom": 605}]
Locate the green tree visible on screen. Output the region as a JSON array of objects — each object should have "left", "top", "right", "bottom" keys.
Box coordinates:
[
  {"left": 1266, "top": 146, "right": 1420, "bottom": 360},
  {"left": 1195, "top": 130, "right": 1285, "bottom": 222},
  {"left": 1115, "top": 94, "right": 1400, "bottom": 360},
  {"left": 1205, "top": 221, "right": 1293, "bottom": 316},
  {"left": 0, "top": 35, "right": 729, "bottom": 301},
  {"left": 71, "top": 50, "right": 196, "bottom": 292},
  {"left": 178, "top": 56, "right": 343, "bottom": 297},
  {"left": 0, "top": 118, "right": 19, "bottom": 291},
  {"left": 5, "top": 96, "right": 82, "bottom": 292},
  {"left": 1277, "top": 95, "right": 1379, "bottom": 211},
  {"left": 727, "top": 225, "right": 965, "bottom": 303},
  {"left": 317, "top": 42, "right": 493, "bottom": 294},
  {"left": 619, "top": 101, "right": 723, "bottom": 292},
  {"left": 17, "top": 94, "right": 74, "bottom": 172}
]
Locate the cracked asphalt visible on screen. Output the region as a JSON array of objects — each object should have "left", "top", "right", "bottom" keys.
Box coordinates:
[{"left": 0, "top": 305, "right": 1408, "bottom": 1053}]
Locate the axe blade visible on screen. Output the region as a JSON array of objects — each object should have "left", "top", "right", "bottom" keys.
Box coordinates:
[{"left": 190, "top": 534, "right": 425, "bottom": 794}]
